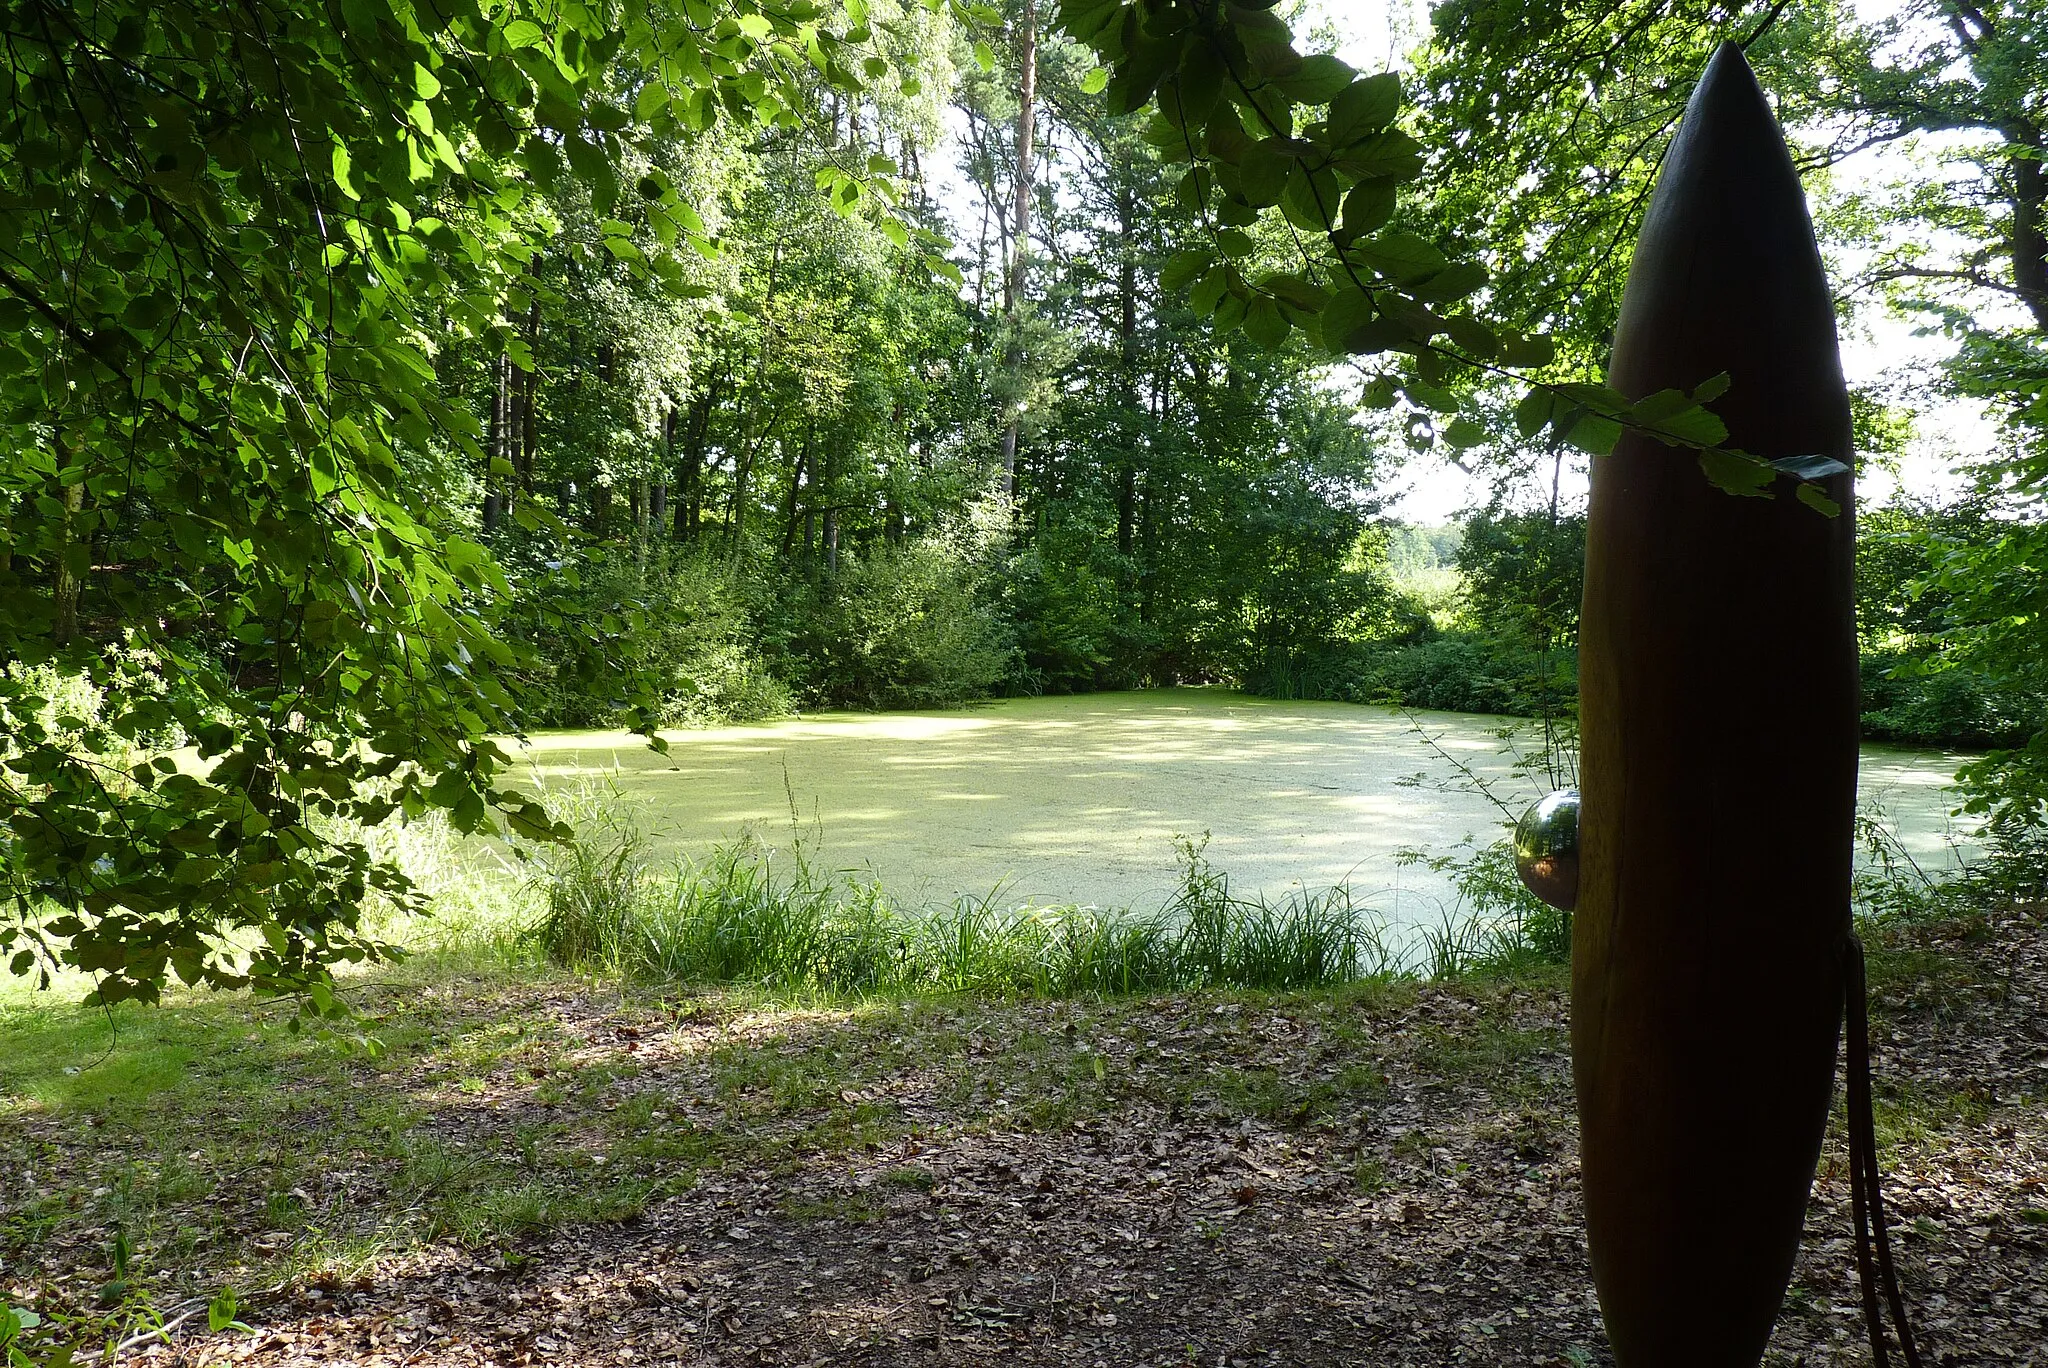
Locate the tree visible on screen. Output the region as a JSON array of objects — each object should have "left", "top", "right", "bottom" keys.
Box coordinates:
[
  {"left": 1413, "top": 0, "right": 2048, "bottom": 830},
  {"left": 0, "top": 0, "right": 933, "bottom": 1004}
]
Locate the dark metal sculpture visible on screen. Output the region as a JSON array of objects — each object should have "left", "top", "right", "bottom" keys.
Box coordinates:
[{"left": 1575, "top": 41, "right": 1858, "bottom": 1368}]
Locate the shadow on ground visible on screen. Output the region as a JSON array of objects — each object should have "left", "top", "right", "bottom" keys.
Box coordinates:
[{"left": 2, "top": 909, "right": 2043, "bottom": 1366}]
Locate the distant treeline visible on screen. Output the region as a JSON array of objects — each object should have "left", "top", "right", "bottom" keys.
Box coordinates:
[{"left": 517, "top": 497, "right": 2037, "bottom": 755}]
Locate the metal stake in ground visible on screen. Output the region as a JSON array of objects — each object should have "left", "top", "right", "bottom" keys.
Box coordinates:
[{"left": 1575, "top": 42, "right": 1858, "bottom": 1368}]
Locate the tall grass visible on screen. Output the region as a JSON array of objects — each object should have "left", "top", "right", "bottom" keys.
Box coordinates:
[{"left": 522, "top": 802, "right": 1553, "bottom": 997}]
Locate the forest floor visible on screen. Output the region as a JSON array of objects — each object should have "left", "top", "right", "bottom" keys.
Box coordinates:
[{"left": 2, "top": 906, "right": 2043, "bottom": 1368}]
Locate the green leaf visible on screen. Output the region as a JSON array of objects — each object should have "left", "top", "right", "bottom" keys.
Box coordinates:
[
  {"left": 1796, "top": 482, "right": 1842, "bottom": 516},
  {"left": 502, "top": 19, "right": 546, "bottom": 48},
  {"left": 1406, "top": 381, "right": 1462, "bottom": 415},
  {"left": 1328, "top": 72, "right": 1400, "bottom": 145},
  {"left": 1500, "top": 333, "right": 1557, "bottom": 368},
  {"left": 1162, "top": 248, "right": 1213, "bottom": 290},
  {"left": 1515, "top": 388, "right": 1558, "bottom": 438},
  {"left": 1276, "top": 53, "right": 1354, "bottom": 104},
  {"left": 332, "top": 143, "right": 358, "bottom": 200},
  {"left": 1081, "top": 67, "right": 1109, "bottom": 95},
  {"left": 1444, "top": 417, "right": 1488, "bottom": 450},
  {"left": 1244, "top": 295, "right": 1289, "bottom": 347},
  {"left": 1566, "top": 414, "right": 1623, "bottom": 455},
  {"left": 1237, "top": 142, "right": 1291, "bottom": 207},
  {"left": 1318, "top": 287, "right": 1375, "bottom": 353},
  {"left": 1213, "top": 290, "right": 1249, "bottom": 332},
  {"left": 1770, "top": 453, "right": 1850, "bottom": 480},
  {"left": 1163, "top": 44, "right": 1225, "bottom": 128},
  {"left": 1279, "top": 166, "right": 1338, "bottom": 231},
  {"left": 973, "top": 40, "right": 997, "bottom": 72},
  {"left": 1259, "top": 273, "right": 1330, "bottom": 314},
  {"left": 1348, "top": 231, "right": 1445, "bottom": 282},
  {"left": 1442, "top": 315, "right": 1500, "bottom": 360},
  {"left": 1339, "top": 180, "right": 1395, "bottom": 238},
  {"left": 1699, "top": 449, "right": 1776, "bottom": 497},
  {"left": 1337, "top": 129, "right": 1424, "bottom": 182},
  {"left": 1190, "top": 266, "right": 1232, "bottom": 316},
  {"left": 1206, "top": 103, "right": 1255, "bottom": 163},
  {"left": 1411, "top": 261, "right": 1488, "bottom": 303}
]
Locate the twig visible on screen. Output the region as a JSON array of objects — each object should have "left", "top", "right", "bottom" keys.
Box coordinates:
[{"left": 91, "top": 1299, "right": 209, "bottom": 1363}]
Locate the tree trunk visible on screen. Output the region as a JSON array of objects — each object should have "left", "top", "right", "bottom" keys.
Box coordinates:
[
  {"left": 999, "top": 0, "right": 1038, "bottom": 499},
  {"left": 780, "top": 431, "right": 810, "bottom": 559},
  {"left": 483, "top": 353, "right": 507, "bottom": 530},
  {"left": 2013, "top": 124, "right": 2048, "bottom": 332},
  {"left": 675, "top": 381, "right": 717, "bottom": 541},
  {"left": 1117, "top": 187, "right": 1140, "bottom": 561},
  {"left": 52, "top": 457, "right": 84, "bottom": 645},
  {"left": 819, "top": 436, "right": 839, "bottom": 572},
  {"left": 518, "top": 299, "right": 540, "bottom": 493}
]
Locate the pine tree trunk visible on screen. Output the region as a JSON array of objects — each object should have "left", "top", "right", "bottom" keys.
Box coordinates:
[
  {"left": 999, "top": 0, "right": 1038, "bottom": 500},
  {"left": 1117, "top": 188, "right": 1139, "bottom": 561}
]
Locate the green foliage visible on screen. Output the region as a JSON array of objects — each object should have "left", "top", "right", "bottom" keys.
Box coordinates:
[
  {"left": 509, "top": 546, "right": 791, "bottom": 729},
  {"left": 1860, "top": 650, "right": 2043, "bottom": 751},
  {"left": 1401, "top": 838, "right": 1573, "bottom": 975},
  {"left": 1347, "top": 637, "right": 1579, "bottom": 719},
  {"left": 0, "top": 0, "right": 923, "bottom": 1003},
  {"left": 1456, "top": 508, "right": 1585, "bottom": 646},
  {"left": 525, "top": 804, "right": 1457, "bottom": 995},
  {"left": 1416, "top": 0, "right": 2048, "bottom": 829},
  {"left": 786, "top": 536, "right": 1015, "bottom": 711}
]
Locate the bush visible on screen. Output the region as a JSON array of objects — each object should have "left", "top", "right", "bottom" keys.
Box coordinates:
[
  {"left": 790, "top": 536, "right": 1013, "bottom": 711},
  {"left": 1004, "top": 543, "right": 1149, "bottom": 694},
  {"left": 1859, "top": 649, "right": 2043, "bottom": 750},
  {"left": 1328, "top": 635, "right": 1577, "bottom": 717},
  {"left": 1400, "top": 837, "right": 1573, "bottom": 974},
  {"left": 509, "top": 545, "right": 793, "bottom": 729}
]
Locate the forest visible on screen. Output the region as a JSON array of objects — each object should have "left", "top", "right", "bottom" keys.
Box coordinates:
[{"left": 2, "top": 0, "right": 2046, "bottom": 1363}]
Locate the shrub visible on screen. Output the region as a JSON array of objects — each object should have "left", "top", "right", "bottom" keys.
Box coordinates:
[
  {"left": 1399, "top": 837, "right": 1572, "bottom": 973},
  {"left": 792, "top": 536, "right": 1013, "bottom": 711},
  {"left": 1004, "top": 543, "right": 1148, "bottom": 694},
  {"left": 1859, "top": 648, "right": 2042, "bottom": 750},
  {"left": 508, "top": 545, "right": 793, "bottom": 729},
  {"left": 1326, "top": 635, "right": 1577, "bottom": 718}
]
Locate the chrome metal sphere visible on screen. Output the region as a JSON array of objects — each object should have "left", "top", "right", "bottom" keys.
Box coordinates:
[{"left": 1514, "top": 788, "right": 1581, "bottom": 912}]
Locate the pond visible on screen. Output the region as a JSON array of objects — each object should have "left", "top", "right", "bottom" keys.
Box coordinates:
[{"left": 513, "top": 689, "right": 1975, "bottom": 934}]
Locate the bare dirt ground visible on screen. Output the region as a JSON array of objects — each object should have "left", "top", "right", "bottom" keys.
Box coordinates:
[{"left": 5, "top": 908, "right": 2044, "bottom": 1367}]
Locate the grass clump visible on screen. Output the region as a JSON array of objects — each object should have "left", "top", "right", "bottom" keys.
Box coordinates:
[{"left": 524, "top": 813, "right": 1452, "bottom": 996}]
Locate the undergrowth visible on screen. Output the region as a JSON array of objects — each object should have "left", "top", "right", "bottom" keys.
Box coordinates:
[{"left": 523, "top": 798, "right": 1563, "bottom": 995}]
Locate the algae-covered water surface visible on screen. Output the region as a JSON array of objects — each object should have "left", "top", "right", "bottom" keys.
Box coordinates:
[{"left": 512, "top": 689, "right": 1969, "bottom": 928}]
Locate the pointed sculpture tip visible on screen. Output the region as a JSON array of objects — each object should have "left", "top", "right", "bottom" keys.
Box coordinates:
[{"left": 1696, "top": 39, "right": 1762, "bottom": 102}]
